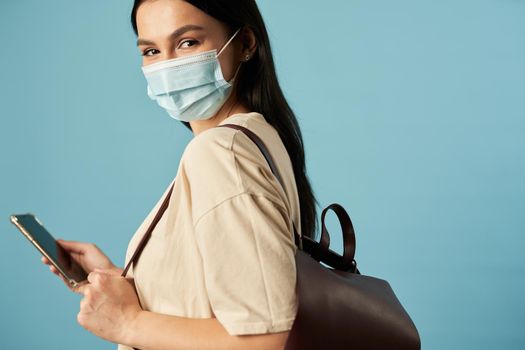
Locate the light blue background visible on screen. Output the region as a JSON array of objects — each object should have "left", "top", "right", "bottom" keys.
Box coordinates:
[{"left": 1, "top": 1, "right": 523, "bottom": 349}]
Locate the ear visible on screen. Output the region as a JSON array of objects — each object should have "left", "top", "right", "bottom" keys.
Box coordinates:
[{"left": 239, "top": 26, "right": 257, "bottom": 61}]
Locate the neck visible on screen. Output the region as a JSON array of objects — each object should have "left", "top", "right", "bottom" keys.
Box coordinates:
[{"left": 189, "top": 96, "right": 250, "bottom": 136}]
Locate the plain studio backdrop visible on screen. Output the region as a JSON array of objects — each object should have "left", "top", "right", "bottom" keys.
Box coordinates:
[{"left": 1, "top": 1, "right": 523, "bottom": 349}]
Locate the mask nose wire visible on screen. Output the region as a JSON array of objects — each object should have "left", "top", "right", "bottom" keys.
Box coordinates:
[{"left": 217, "top": 27, "right": 242, "bottom": 57}]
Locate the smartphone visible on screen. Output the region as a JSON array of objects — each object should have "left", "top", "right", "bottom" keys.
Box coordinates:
[{"left": 10, "top": 213, "right": 88, "bottom": 288}]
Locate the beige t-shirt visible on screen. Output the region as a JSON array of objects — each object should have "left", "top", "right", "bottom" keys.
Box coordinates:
[{"left": 117, "top": 112, "right": 301, "bottom": 349}]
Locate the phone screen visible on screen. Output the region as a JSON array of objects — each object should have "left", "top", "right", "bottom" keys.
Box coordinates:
[{"left": 11, "top": 214, "right": 88, "bottom": 284}]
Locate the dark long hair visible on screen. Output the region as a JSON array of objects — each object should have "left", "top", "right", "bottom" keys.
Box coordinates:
[{"left": 131, "top": 0, "right": 319, "bottom": 241}]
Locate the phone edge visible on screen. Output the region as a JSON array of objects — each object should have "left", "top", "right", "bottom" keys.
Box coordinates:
[{"left": 9, "top": 214, "right": 82, "bottom": 288}]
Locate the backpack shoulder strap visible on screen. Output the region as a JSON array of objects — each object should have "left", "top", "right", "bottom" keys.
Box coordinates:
[{"left": 121, "top": 181, "right": 175, "bottom": 278}]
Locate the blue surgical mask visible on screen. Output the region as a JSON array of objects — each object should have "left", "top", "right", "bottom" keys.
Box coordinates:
[{"left": 141, "top": 27, "right": 242, "bottom": 122}]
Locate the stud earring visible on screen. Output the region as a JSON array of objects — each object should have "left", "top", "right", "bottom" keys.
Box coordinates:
[{"left": 244, "top": 54, "right": 251, "bottom": 61}]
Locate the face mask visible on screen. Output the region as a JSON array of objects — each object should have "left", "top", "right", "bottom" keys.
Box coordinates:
[{"left": 141, "top": 27, "right": 242, "bottom": 122}]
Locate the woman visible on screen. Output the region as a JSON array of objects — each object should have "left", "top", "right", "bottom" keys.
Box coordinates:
[{"left": 41, "top": 0, "right": 318, "bottom": 349}]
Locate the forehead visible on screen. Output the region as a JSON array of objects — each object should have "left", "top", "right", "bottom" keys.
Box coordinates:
[{"left": 136, "top": 0, "right": 220, "bottom": 38}]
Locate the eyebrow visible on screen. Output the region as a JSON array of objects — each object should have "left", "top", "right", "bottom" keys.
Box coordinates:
[{"left": 136, "top": 24, "right": 205, "bottom": 46}]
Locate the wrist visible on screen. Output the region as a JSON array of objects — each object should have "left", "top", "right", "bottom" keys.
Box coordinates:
[{"left": 122, "top": 309, "right": 146, "bottom": 347}]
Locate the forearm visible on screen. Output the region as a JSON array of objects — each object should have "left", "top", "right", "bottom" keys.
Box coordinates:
[{"left": 123, "top": 310, "right": 288, "bottom": 350}]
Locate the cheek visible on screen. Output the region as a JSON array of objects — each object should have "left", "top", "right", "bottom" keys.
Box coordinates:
[{"left": 218, "top": 53, "right": 238, "bottom": 82}]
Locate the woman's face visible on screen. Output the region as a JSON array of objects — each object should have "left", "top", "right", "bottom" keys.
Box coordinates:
[{"left": 136, "top": 0, "right": 242, "bottom": 82}]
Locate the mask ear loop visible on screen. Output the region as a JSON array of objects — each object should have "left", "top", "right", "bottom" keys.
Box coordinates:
[
  {"left": 229, "top": 60, "right": 243, "bottom": 83},
  {"left": 217, "top": 27, "right": 244, "bottom": 84},
  {"left": 217, "top": 27, "right": 242, "bottom": 57}
]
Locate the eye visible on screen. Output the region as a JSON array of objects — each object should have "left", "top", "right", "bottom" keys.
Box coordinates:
[
  {"left": 179, "top": 39, "right": 198, "bottom": 49},
  {"left": 142, "top": 48, "right": 159, "bottom": 57}
]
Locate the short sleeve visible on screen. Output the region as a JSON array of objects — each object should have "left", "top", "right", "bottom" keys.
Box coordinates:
[
  {"left": 180, "top": 126, "right": 292, "bottom": 225},
  {"left": 193, "top": 191, "right": 298, "bottom": 336}
]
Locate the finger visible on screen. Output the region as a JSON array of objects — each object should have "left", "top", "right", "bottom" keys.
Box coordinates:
[
  {"left": 94, "top": 267, "right": 120, "bottom": 276},
  {"left": 52, "top": 268, "right": 67, "bottom": 282},
  {"left": 51, "top": 270, "right": 75, "bottom": 292},
  {"left": 42, "top": 257, "right": 65, "bottom": 274},
  {"left": 56, "top": 239, "right": 86, "bottom": 254},
  {"left": 74, "top": 283, "right": 84, "bottom": 295},
  {"left": 73, "top": 281, "right": 89, "bottom": 295}
]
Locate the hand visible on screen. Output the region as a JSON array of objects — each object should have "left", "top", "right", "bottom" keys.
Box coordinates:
[
  {"left": 41, "top": 239, "right": 122, "bottom": 292},
  {"left": 75, "top": 268, "right": 142, "bottom": 344}
]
